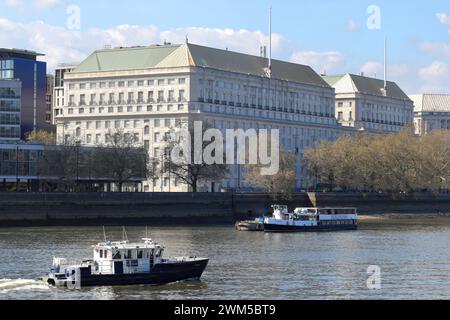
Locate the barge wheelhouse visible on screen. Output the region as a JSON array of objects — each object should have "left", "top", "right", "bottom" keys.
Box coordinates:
[{"left": 264, "top": 205, "right": 358, "bottom": 233}]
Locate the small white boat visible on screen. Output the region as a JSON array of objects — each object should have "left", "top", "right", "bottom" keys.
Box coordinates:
[
  {"left": 47, "top": 233, "right": 208, "bottom": 288},
  {"left": 264, "top": 205, "right": 358, "bottom": 233}
]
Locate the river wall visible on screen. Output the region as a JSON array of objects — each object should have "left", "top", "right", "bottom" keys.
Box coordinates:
[{"left": 0, "top": 192, "right": 449, "bottom": 227}]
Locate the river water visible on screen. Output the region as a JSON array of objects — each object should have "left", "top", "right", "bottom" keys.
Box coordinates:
[{"left": 1, "top": 219, "right": 450, "bottom": 300}]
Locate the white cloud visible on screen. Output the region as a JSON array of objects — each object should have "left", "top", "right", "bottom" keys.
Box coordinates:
[
  {"left": 33, "top": 0, "right": 62, "bottom": 9},
  {"left": 160, "top": 27, "right": 288, "bottom": 56},
  {"left": 0, "top": 17, "right": 309, "bottom": 72},
  {"left": 345, "top": 19, "right": 359, "bottom": 32},
  {"left": 419, "top": 41, "right": 450, "bottom": 58},
  {"left": 419, "top": 60, "right": 450, "bottom": 82},
  {"left": 290, "top": 50, "right": 345, "bottom": 74},
  {"left": 436, "top": 13, "right": 450, "bottom": 25},
  {"left": 360, "top": 60, "right": 411, "bottom": 78},
  {"left": 1, "top": 0, "right": 62, "bottom": 10},
  {"left": 415, "top": 61, "right": 450, "bottom": 93},
  {"left": 2, "top": 0, "right": 23, "bottom": 8}
]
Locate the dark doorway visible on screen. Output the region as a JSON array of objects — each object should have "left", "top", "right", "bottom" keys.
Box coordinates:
[{"left": 114, "top": 261, "right": 123, "bottom": 274}]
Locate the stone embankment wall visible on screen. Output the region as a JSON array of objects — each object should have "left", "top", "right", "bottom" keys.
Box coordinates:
[{"left": 0, "top": 192, "right": 449, "bottom": 227}]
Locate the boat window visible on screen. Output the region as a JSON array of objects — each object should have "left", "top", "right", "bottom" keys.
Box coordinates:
[
  {"left": 100, "top": 250, "right": 103, "bottom": 258},
  {"left": 113, "top": 251, "right": 121, "bottom": 260},
  {"left": 124, "top": 250, "right": 132, "bottom": 259},
  {"left": 137, "top": 250, "right": 143, "bottom": 259},
  {"left": 126, "top": 260, "right": 139, "bottom": 267}
]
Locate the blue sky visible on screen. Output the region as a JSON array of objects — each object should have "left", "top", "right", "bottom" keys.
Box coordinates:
[{"left": 1, "top": 0, "right": 450, "bottom": 93}]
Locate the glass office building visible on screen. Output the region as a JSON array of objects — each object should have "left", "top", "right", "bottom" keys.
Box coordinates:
[
  {"left": 0, "top": 48, "right": 49, "bottom": 138},
  {"left": 0, "top": 79, "right": 21, "bottom": 141}
]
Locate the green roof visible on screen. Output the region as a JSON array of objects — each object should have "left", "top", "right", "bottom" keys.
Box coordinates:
[
  {"left": 74, "top": 43, "right": 330, "bottom": 88},
  {"left": 75, "top": 45, "right": 181, "bottom": 73},
  {"left": 323, "top": 73, "right": 411, "bottom": 101},
  {"left": 322, "top": 75, "right": 345, "bottom": 86}
]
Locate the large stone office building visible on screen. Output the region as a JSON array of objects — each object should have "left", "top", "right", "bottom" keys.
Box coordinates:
[
  {"left": 323, "top": 73, "right": 414, "bottom": 133},
  {"left": 55, "top": 43, "right": 357, "bottom": 192},
  {"left": 409, "top": 94, "right": 450, "bottom": 136}
]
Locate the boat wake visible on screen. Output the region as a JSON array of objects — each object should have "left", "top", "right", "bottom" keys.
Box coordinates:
[{"left": 0, "top": 279, "right": 49, "bottom": 292}]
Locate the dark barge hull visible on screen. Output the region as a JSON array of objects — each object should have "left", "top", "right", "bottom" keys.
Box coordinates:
[
  {"left": 264, "top": 224, "right": 358, "bottom": 233},
  {"left": 62, "top": 259, "right": 208, "bottom": 287}
]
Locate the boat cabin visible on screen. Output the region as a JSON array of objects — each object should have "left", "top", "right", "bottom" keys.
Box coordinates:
[{"left": 91, "top": 239, "right": 164, "bottom": 275}]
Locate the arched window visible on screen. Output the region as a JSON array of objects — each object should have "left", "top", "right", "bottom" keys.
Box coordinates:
[
  {"left": 144, "top": 126, "right": 150, "bottom": 135},
  {"left": 75, "top": 127, "right": 81, "bottom": 137}
]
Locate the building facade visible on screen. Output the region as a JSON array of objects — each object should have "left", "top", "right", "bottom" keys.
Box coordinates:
[
  {"left": 409, "top": 94, "right": 450, "bottom": 136},
  {"left": 0, "top": 48, "right": 49, "bottom": 138},
  {"left": 0, "top": 79, "right": 21, "bottom": 141},
  {"left": 56, "top": 43, "right": 354, "bottom": 192},
  {"left": 52, "top": 65, "right": 76, "bottom": 125},
  {"left": 46, "top": 74, "right": 54, "bottom": 125},
  {"left": 323, "top": 73, "right": 414, "bottom": 133}
]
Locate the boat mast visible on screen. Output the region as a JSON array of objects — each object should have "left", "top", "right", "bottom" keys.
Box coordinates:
[
  {"left": 102, "top": 226, "right": 107, "bottom": 242},
  {"left": 122, "top": 226, "right": 129, "bottom": 242}
]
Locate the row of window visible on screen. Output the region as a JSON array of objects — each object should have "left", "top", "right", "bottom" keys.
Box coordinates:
[
  {"left": 74, "top": 118, "right": 182, "bottom": 131},
  {"left": 0, "top": 113, "right": 20, "bottom": 125},
  {"left": 198, "top": 79, "right": 328, "bottom": 102},
  {"left": 0, "top": 88, "right": 20, "bottom": 98},
  {"left": 69, "top": 90, "right": 186, "bottom": 106},
  {"left": 68, "top": 78, "right": 186, "bottom": 90},
  {"left": 66, "top": 104, "right": 186, "bottom": 115},
  {"left": 0, "top": 126, "right": 20, "bottom": 138},
  {"left": 0, "top": 100, "right": 20, "bottom": 112}
]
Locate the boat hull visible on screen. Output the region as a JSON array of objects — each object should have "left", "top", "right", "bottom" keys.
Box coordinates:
[
  {"left": 264, "top": 223, "right": 357, "bottom": 233},
  {"left": 49, "top": 259, "right": 209, "bottom": 288},
  {"left": 235, "top": 221, "right": 264, "bottom": 231}
]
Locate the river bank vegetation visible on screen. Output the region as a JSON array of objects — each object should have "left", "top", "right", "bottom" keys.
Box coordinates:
[{"left": 303, "top": 130, "right": 450, "bottom": 195}]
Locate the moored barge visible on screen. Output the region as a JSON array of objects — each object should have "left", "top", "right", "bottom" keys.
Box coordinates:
[{"left": 264, "top": 205, "right": 358, "bottom": 233}]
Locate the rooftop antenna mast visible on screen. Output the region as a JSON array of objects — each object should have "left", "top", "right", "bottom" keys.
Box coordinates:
[
  {"left": 102, "top": 226, "right": 107, "bottom": 242},
  {"left": 268, "top": 6, "right": 272, "bottom": 78},
  {"left": 383, "top": 37, "right": 387, "bottom": 94}
]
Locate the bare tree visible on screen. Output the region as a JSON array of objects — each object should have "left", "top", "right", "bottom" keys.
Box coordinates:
[
  {"left": 303, "top": 129, "right": 450, "bottom": 196},
  {"left": 245, "top": 147, "right": 296, "bottom": 201},
  {"left": 161, "top": 120, "right": 228, "bottom": 192},
  {"left": 94, "top": 129, "right": 151, "bottom": 192}
]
